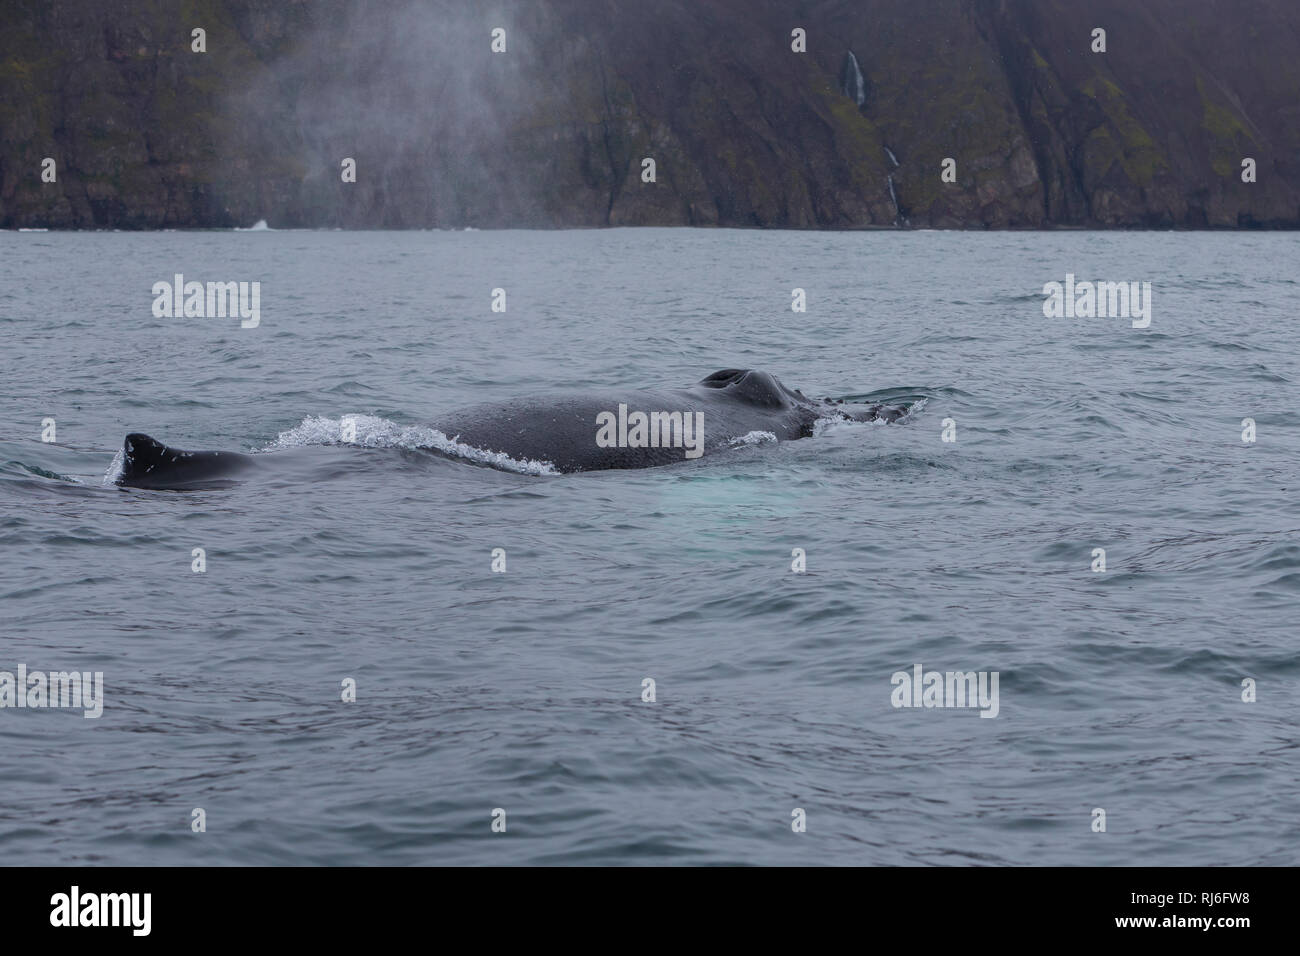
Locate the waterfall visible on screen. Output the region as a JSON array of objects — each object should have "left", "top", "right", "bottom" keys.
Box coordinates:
[{"left": 839, "top": 52, "right": 866, "bottom": 107}]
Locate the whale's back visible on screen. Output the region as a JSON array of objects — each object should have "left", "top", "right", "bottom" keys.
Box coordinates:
[{"left": 427, "top": 384, "right": 813, "bottom": 473}]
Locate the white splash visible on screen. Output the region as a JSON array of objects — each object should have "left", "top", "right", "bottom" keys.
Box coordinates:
[
  {"left": 727, "top": 430, "right": 778, "bottom": 447},
  {"left": 102, "top": 448, "right": 125, "bottom": 486},
  {"left": 813, "top": 416, "right": 874, "bottom": 437},
  {"left": 266, "top": 414, "right": 558, "bottom": 476},
  {"left": 235, "top": 219, "right": 271, "bottom": 231},
  {"left": 812, "top": 399, "right": 927, "bottom": 436}
]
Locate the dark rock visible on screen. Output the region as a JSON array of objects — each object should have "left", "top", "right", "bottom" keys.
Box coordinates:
[{"left": 1, "top": 0, "right": 1296, "bottom": 229}]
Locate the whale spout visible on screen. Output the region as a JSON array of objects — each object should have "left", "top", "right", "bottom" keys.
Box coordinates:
[{"left": 117, "top": 432, "right": 255, "bottom": 489}]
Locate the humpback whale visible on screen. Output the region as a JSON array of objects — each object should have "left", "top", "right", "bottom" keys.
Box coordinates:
[{"left": 114, "top": 369, "right": 908, "bottom": 489}]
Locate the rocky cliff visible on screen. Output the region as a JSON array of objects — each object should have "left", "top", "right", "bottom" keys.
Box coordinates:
[{"left": 2, "top": 0, "right": 1297, "bottom": 228}]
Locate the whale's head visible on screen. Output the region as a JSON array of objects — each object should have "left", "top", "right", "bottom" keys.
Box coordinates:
[
  {"left": 698, "top": 369, "right": 807, "bottom": 409},
  {"left": 696, "top": 369, "right": 907, "bottom": 428}
]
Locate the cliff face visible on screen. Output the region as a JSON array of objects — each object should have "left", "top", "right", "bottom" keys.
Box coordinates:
[{"left": 2, "top": 0, "right": 1297, "bottom": 229}]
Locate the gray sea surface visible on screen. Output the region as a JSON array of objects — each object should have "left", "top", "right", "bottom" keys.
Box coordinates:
[{"left": 1, "top": 228, "right": 1296, "bottom": 865}]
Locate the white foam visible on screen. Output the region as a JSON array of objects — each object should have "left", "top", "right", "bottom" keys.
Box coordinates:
[
  {"left": 728, "top": 430, "right": 778, "bottom": 446},
  {"left": 102, "top": 448, "right": 125, "bottom": 486},
  {"left": 812, "top": 398, "right": 927, "bottom": 436},
  {"left": 235, "top": 219, "right": 271, "bottom": 231},
  {"left": 811, "top": 414, "right": 893, "bottom": 437},
  {"left": 265, "top": 414, "right": 558, "bottom": 476},
  {"left": 813, "top": 416, "right": 856, "bottom": 437}
]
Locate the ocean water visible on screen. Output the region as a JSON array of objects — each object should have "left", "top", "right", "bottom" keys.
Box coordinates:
[{"left": 1, "top": 228, "right": 1297, "bottom": 866}]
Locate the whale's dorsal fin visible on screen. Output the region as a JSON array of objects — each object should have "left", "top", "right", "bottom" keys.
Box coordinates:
[
  {"left": 121, "top": 432, "right": 186, "bottom": 479},
  {"left": 116, "top": 433, "right": 254, "bottom": 489}
]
